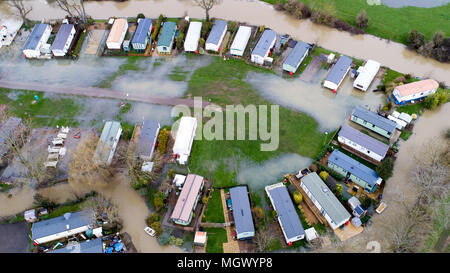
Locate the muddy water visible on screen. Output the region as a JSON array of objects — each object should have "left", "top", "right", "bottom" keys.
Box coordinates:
[
  {"left": 246, "top": 71, "right": 385, "bottom": 130},
  {"left": 1, "top": 0, "right": 449, "bottom": 84}
]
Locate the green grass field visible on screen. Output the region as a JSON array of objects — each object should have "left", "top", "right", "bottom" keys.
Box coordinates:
[
  {"left": 262, "top": 0, "right": 449, "bottom": 44},
  {"left": 205, "top": 227, "right": 228, "bottom": 253},
  {"left": 204, "top": 190, "right": 225, "bottom": 223}
]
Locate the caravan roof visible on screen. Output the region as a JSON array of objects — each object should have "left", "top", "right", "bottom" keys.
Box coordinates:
[
  {"left": 230, "top": 186, "right": 255, "bottom": 237},
  {"left": 283, "top": 41, "right": 311, "bottom": 68},
  {"left": 184, "top": 21, "right": 202, "bottom": 51},
  {"left": 230, "top": 26, "right": 251, "bottom": 52},
  {"left": 173, "top": 117, "right": 197, "bottom": 155},
  {"left": 206, "top": 20, "right": 227, "bottom": 46},
  {"left": 352, "top": 106, "right": 397, "bottom": 134},
  {"left": 132, "top": 18, "right": 152, "bottom": 45},
  {"left": 353, "top": 60, "right": 380, "bottom": 91},
  {"left": 171, "top": 174, "right": 204, "bottom": 223},
  {"left": 339, "top": 124, "right": 389, "bottom": 156},
  {"left": 23, "top": 24, "right": 49, "bottom": 50},
  {"left": 51, "top": 24, "right": 74, "bottom": 51},
  {"left": 325, "top": 55, "right": 353, "bottom": 85},
  {"left": 252, "top": 29, "right": 276, "bottom": 57}
]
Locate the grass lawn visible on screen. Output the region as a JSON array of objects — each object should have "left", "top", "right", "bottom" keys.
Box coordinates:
[
  {"left": 265, "top": 237, "right": 283, "bottom": 252},
  {"left": 185, "top": 57, "right": 328, "bottom": 186},
  {"left": 261, "top": 0, "right": 449, "bottom": 44},
  {"left": 41, "top": 203, "right": 82, "bottom": 220},
  {"left": 96, "top": 56, "right": 143, "bottom": 88},
  {"left": 204, "top": 190, "right": 225, "bottom": 223},
  {"left": 395, "top": 102, "right": 424, "bottom": 115},
  {"left": 400, "top": 130, "right": 413, "bottom": 141},
  {"left": 205, "top": 227, "right": 228, "bottom": 253},
  {"left": 0, "top": 183, "right": 14, "bottom": 192},
  {"left": 0, "top": 88, "right": 82, "bottom": 128}
]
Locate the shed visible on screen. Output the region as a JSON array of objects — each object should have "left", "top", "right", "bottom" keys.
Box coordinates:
[
  {"left": 157, "top": 21, "right": 177, "bottom": 54},
  {"left": 323, "top": 55, "right": 353, "bottom": 91},
  {"left": 50, "top": 238, "right": 103, "bottom": 253},
  {"left": 304, "top": 227, "right": 319, "bottom": 242},
  {"left": 282, "top": 41, "right": 311, "bottom": 74},
  {"left": 392, "top": 79, "right": 439, "bottom": 104},
  {"left": 173, "top": 174, "right": 187, "bottom": 188},
  {"left": 338, "top": 124, "right": 389, "bottom": 163},
  {"left": 184, "top": 21, "right": 202, "bottom": 52},
  {"left": 387, "top": 115, "right": 407, "bottom": 130},
  {"left": 353, "top": 60, "right": 380, "bottom": 91},
  {"left": 22, "top": 24, "right": 52, "bottom": 58},
  {"left": 171, "top": 174, "right": 204, "bottom": 225},
  {"left": 398, "top": 112, "right": 413, "bottom": 124},
  {"left": 351, "top": 217, "right": 362, "bottom": 228},
  {"left": 93, "top": 121, "right": 122, "bottom": 166},
  {"left": 172, "top": 117, "right": 197, "bottom": 165},
  {"left": 350, "top": 105, "right": 397, "bottom": 139},
  {"left": 135, "top": 119, "right": 160, "bottom": 161},
  {"left": 194, "top": 231, "right": 207, "bottom": 246},
  {"left": 230, "top": 26, "right": 251, "bottom": 56},
  {"left": 51, "top": 24, "right": 76, "bottom": 57},
  {"left": 300, "top": 173, "right": 351, "bottom": 230},
  {"left": 24, "top": 209, "right": 38, "bottom": 223},
  {"left": 205, "top": 20, "right": 227, "bottom": 52},
  {"left": 131, "top": 18, "right": 152, "bottom": 51},
  {"left": 229, "top": 186, "right": 255, "bottom": 240},
  {"left": 106, "top": 18, "right": 128, "bottom": 50},
  {"left": 265, "top": 183, "right": 305, "bottom": 244},
  {"left": 251, "top": 29, "right": 276, "bottom": 65}
]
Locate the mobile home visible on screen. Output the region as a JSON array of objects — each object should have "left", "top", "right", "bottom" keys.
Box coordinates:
[
  {"left": 323, "top": 55, "right": 353, "bottom": 92},
  {"left": 156, "top": 21, "right": 176, "bottom": 54},
  {"left": 51, "top": 24, "right": 76, "bottom": 57},
  {"left": 106, "top": 18, "right": 128, "bottom": 50},
  {"left": 172, "top": 116, "right": 197, "bottom": 165},
  {"left": 205, "top": 20, "right": 227, "bottom": 52},
  {"left": 171, "top": 174, "right": 204, "bottom": 225},
  {"left": 93, "top": 121, "right": 122, "bottom": 166},
  {"left": 184, "top": 21, "right": 202, "bottom": 52},
  {"left": 392, "top": 79, "right": 439, "bottom": 104},
  {"left": 251, "top": 29, "right": 276, "bottom": 65},
  {"left": 350, "top": 105, "right": 397, "bottom": 139},
  {"left": 353, "top": 60, "right": 380, "bottom": 91},
  {"left": 282, "top": 41, "right": 311, "bottom": 74},
  {"left": 22, "top": 24, "right": 52, "bottom": 58},
  {"left": 131, "top": 18, "right": 152, "bottom": 51},
  {"left": 230, "top": 26, "right": 251, "bottom": 56},
  {"left": 135, "top": 119, "right": 160, "bottom": 161},
  {"left": 229, "top": 186, "right": 255, "bottom": 240}
]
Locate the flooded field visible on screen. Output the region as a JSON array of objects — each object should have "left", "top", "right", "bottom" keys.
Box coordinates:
[
  {"left": 1, "top": 0, "right": 448, "bottom": 84},
  {"left": 246, "top": 71, "right": 385, "bottom": 130},
  {"left": 381, "top": 0, "right": 450, "bottom": 8}
]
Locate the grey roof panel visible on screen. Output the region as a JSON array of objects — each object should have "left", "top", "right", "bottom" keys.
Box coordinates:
[
  {"left": 23, "top": 24, "right": 49, "bottom": 50},
  {"left": 51, "top": 24, "right": 74, "bottom": 51},
  {"left": 339, "top": 124, "right": 389, "bottom": 156},
  {"left": 205, "top": 20, "right": 227, "bottom": 46},
  {"left": 230, "top": 186, "right": 255, "bottom": 236},
  {"left": 283, "top": 41, "right": 311, "bottom": 68},
  {"left": 325, "top": 55, "right": 353, "bottom": 85},
  {"left": 94, "top": 121, "right": 122, "bottom": 164},
  {"left": 136, "top": 119, "right": 160, "bottom": 158},
  {"left": 328, "top": 150, "right": 380, "bottom": 186},
  {"left": 132, "top": 18, "right": 152, "bottom": 45},
  {"left": 32, "top": 209, "right": 94, "bottom": 240},
  {"left": 50, "top": 238, "right": 103, "bottom": 253},
  {"left": 252, "top": 29, "right": 276, "bottom": 57},
  {"left": 301, "top": 173, "right": 351, "bottom": 226},
  {"left": 351, "top": 105, "right": 397, "bottom": 133},
  {"left": 267, "top": 185, "right": 305, "bottom": 240}
]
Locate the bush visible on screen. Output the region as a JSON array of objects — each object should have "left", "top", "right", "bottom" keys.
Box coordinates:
[
  {"left": 201, "top": 21, "right": 212, "bottom": 39},
  {"left": 137, "top": 13, "right": 145, "bottom": 19},
  {"left": 177, "top": 19, "right": 189, "bottom": 34},
  {"left": 252, "top": 206, "right": 264, "bottom": 220},
  {"left": 150, "top": 221, "right": 163, "bottom": 236},
  {"left": 152, "top": 20, "right": 162, "bottom": 41},
  {"left": 199, "top": 37, "right": 205, "bottom": 47},
  {"left": 176, "top": 33, "right": 184, "bottom": 50},
  {"left": 355, "top": 10, "right": 369, "bottom": 29},
  {"left": 202, "top": 195, "right": 209, "bottom": 205},
  {"left": 293, "top": 191, "right": 303, "bottom": 204},
  {"left": 274, "top": 3, "right": 285, "bottom": 11},
  {"left": 319, "top": 171, "right": 329, "bottom": 181},
  {"left": 153, "top": 195, "right": 164, "bottom": 211},
  {"left": 376, "top": 157, "right": 394, "bottom": 180},
  {"left": 407, "top": 30, "right": 425, "bottom": 50},
  {"left": 227, "top": 21, "right": 238, "bottom": 33},
  {"left": 157, "top": 128, "right": 169, "bottom": 155}
]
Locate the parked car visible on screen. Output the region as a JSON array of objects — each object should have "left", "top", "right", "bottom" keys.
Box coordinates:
[
  {"left": 144, "top": 226, "right": 156, "bottom": 237},
  {"left": 226, "top": 198, "right": 232, "bottom": 211}
]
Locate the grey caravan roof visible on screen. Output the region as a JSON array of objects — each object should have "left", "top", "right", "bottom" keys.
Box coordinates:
[
  {"left": 229, "top": 186, "right": 255, "bottom": 236},
  {"left": 23, "top": 24, "right": 49, "bottom": 50},
  {"left": 32, "top": 209, "right": 94, "bottom": 240},
  {"left": 132, "top": 18, "right": 152, "bottom": 45},
  {"left": 252, "top": 29, "right": 276, "bottom": 57},
  {"left": 267, "top": 185, "right": 305, "bottom": 240},
  {"left": 0, "top": 117, "right": 22, "bottom": 156},
  {"left": 301, "top": 172, "right": 351, "bottom": 226},
  {"left": 283, "top": 41, "right": 311, "bottom": 68},
  {"left": 51, "top": 24, "right": 74, "bottom": 51},
  {"left": 351, "top": 105, "right": 397, "bottom": 134},
  {"left": 206, "top": 20, "right": 227, "bottom": 46},
  {"left": 50, "top": 238, "right": 103, "bottom": 253},
  {"left": 325, "top": 55, "right": 352, "bottom": 85},
  {"left": 339, "top": 124, "right": 389, "bottom": 156},
  {"left": 136, "top": 119, "right": 160, "bottom": 158}
]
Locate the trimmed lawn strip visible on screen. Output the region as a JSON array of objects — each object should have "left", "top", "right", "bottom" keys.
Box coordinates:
[
  {"left": 205, "top": 227, "right": 227, "bottom": 253},
  {"left": 204, "top": 190, "right": 225, "bottom": 223}
]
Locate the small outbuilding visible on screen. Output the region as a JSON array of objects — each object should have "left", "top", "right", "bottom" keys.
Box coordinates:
[
  {"left": 353, "top": 60, "right": 380, "bottom": 91},
  {"left": 22, "top": 23, "right": 52, "bottom": 58},
  {"left": 205, "top": 20, "right": 227, "bottom": 52},
  {"left": 323, "top": 55, "right": 353, "bottom": 92},
  {"left": 194, "top": 231, "right": 207, "bottom": 246},
  {"left": 392, "top": 79, "right": 439, "bottom": 104},
  {"left": 251, "top": 29, "right": 276, "bottom": 65},
  {"left": 172, "top": 116, "right": 197, "bottom": 165},
  {"left": 51, "top": 24, "right": 76, "bottom": 57},
  {"left": 131, "top": 18, "right": 152, "bottom": 51},
  {"left": 282, "top": 41, "right": 311, "bottom": 74},
  {"left": 157, "top": 21, "right": 177, "bottom": 54},
  {"left": 106, "top": 18, "right": 128, "bottom": 50},
  {"left": 184, "top": 21, "right": 202, "bottom": 52},
  {"left": 24, "top": 209, "right": 38, "bottom": 223},
  {"left": 304, "top": 227, "right": 319, "bottom": 242},
  {"left": 230, "top": 26, "right": 251, "bottom": 56}
]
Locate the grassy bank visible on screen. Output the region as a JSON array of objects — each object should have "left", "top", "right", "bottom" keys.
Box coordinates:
[{"left": 262, "top": 0, "right": 449, "bottom": 44}]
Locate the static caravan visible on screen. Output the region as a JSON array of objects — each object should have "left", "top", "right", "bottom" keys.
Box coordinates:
[
  {"left": 93, "top": 121, "right": 122, "bottom": 166},
  {"left": 184, "top": 21, "right": 202, "bottom": 52},
  {"left": 230, "top": 26, "right": 251, "bottom": 56},
  {"left": 328, "top": 150, "right": 382, "bottom": 194},
  {"left": 350, "top": 105, "right": 397, "bottom": 139},
  {"left": 251, "top": 29, "right": 276, "bottom": 65},
  {"left": 300, "top": 173, "right": 351, "bottom": 230},
  {"left": 229, "top": 186, "right": 255, "bottom": 240},
  {"left": 338, "top": 124, "right": 389, "bottom": 164},
  {"left": 156, "top": 21, "right": 177, "bottom": 54},
  {"left": 265, "top": 183, "right": 305, "bottom": 244},
  {"left": 282, "top": 41, "right": 311, "bottom": 74},
  {"left": 205, "top": 20, "right": 227, "bottom": 52},
  {"left": 172, "top": 116, "right": 197, "bottom": 165},
  {"left": 22, "top": 24, "right": 52, "bottom": 58},
  {"left": 106, "top": 18, "right": 128, "bottom": 50},
  {"left": 131, "top": 18, "right": 152, "bottom": 51},
  {"left": 135, "top": 119, "right": 160, "bottom": 161},
  {"left": 353, "top": 60, "right": 380, "bottom": 91},
  {"left": 392, "top": 79, "right": 439, "bottom": 104},
  {"left": 51, "top": 24, "right": 76, "bottom": 57},
  {"left": 171, "top": 174, "right": 204, "bottom": 225},
  {"left": 323, "top": 55, "right": 353, "bottom": 92}
]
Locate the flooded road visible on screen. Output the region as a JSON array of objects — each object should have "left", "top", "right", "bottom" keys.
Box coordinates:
[{"left": 1, "top": 0, "right": 449, "bottom": 84}]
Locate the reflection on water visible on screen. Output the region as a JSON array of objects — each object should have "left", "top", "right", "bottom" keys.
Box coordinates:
[{"left": 381, "top": 0, "right": 450, "bottom": 8}]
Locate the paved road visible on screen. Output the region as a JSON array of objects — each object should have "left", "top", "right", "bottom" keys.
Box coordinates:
[
  {"left": 0, "top": 222, "right": 30, "bottom": 253},
  {"left": 0, "top": 80, "right": 211, "bottom": 108}
]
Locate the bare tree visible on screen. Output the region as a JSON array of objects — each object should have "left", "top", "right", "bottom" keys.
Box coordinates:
[
  {"left": 193, "top": 0, "right": 221, "bottom": 22},
  {"left": 253, "top": 229, "right": 273, "bottom": 252},
  {"left": 53, "top": 0, "right": 88, "bottom": 27},
  {"left": 81, "top": 194, "right": 122, "bottom": 228},
  {"left": 6, "top": 0, "right": 32, "bottom": 27}
]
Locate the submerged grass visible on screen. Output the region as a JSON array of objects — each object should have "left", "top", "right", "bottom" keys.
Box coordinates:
[{"left": 96, "top": 56, "right": 143, "bottom": 88}]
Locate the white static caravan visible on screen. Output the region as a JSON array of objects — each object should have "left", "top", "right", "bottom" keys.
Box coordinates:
[
  {"left": 353, "top": 60, "right": 380, "bottom": 91},
  {"left": 230, "top": 26, "right": 251, "bottom": 56},
  {"left": 251, "top": 29, "right": 276, "bottom": 65},
  {"left": 106, "top": 18, "right": 128, "bottom": 50},
  {"left": 51, "top": 24, "right": 76, "bottom": 57},
  {"left": 392, "top": 79, "right": 439, "bottom": 104},
  {"left": 205, "top": 20, "right": 227, "bottom": 52},
  {"left": 22, "top": 24, "right": 52, "bottom": 59},
  {"left": 173, "top": 117, "right": 197, "bottom": 165},
  {"left": 184, "top": 21, "right": 202, "bottom": 52}
]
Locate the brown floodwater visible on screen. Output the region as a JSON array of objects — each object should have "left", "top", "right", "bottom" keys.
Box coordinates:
[{"left": 1, "top": 0, "right": 449, "bottom": 84}]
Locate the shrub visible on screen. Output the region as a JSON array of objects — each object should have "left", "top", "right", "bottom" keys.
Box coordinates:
[
  {"left": 150, "top": 221, "right": 163, "bottom": 236},
  {"left": 274, "top": 3, "right": 285, "bottom": 11},
  {"left": 424, "top": 93, "right": 439, "bottom": 109},
  {"left": 319, "top": 171, "right": 329, "bottom": 181},
  {"left": 157, "top": 128, "right": 169, "bottom": 155},
  {"left": 137, "top": 13, "right": 145, "bottom": 19},
  {"left": 152, "top": 20, "right": 162, "bottom": 41},
  {"left": 153, "top": 195, "right": 164, "bottom": 211},
  {"left": 202, "top": 195, "right": 208, "bottom": 205},
  {"left": 201, "top": 21, "right": 212, "bottom": 39},
  {"left": 252, "top": 206, "right": 264, "bottom": 220},
  {"left": 199, "top": 37, "right": 205, "bottom": 47},
  {"left": 376, "top": 157, "right": 394, "bottom": 180},
  {"left": 293, "top": 191, "right": 303, "bottom": 204},
  {"left": 176, "top": 33, "right": 184, "bottom": 50},
  {"left": 177, "top": 19, "right": 189, "bottom": 34},
  {"left": 259, "top": 25, "right": 265, "bottom": 33},
  {"left": 355, "top": 10, "right": 369, "bottom": 29},
  {"left": 407, "top": 30, "right": 425, "bottom": 50},
  {"left": 227, "top": 21, "right": 238, "bottom": 32}
]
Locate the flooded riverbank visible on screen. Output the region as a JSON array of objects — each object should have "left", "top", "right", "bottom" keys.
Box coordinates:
[{"left": 1, "top": 0, "right": 448, "bottom": 84}]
